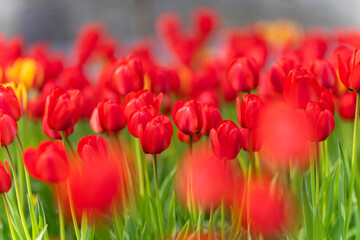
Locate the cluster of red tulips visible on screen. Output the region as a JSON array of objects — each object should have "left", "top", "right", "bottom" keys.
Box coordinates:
[{"left": 1, "top": 6, "right": 360, "bottom": 240}]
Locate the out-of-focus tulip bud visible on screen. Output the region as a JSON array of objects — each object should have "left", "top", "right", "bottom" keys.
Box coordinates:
[
  {"left": 237, "top": 94, "right": 264, "bottom": 130},
  {"left": 90, "top": 99, "right": 127, "bottom": 134},
  {"left": 58, "top": 66, "right": 89, "bottom": 91},
  {"left": 175, "top": 144, "right": 235, "bottom": 210},
  {"left": 210, "top": 120, "right": 242, "bottom": 160},
  {"left": 127, "top": 105, "right": 156, "bottom": 138},
  {"left": 192, "top": 7, "right": 218, "bottom": 41},
  {"left": 196, "top": 90, "right": 219, "bottom": 108},
  {"left": 44, "top": 88, "right": 83, "bottom": 131},
  {"left": 0, "top": 111, "right": 17, "bottom": 146},
  {"left": 172, "top": 99, "right": 203, "bottom": 135},
  {"left": 42, "top": 115, "right": 73, "bottom": 140},
  {"left": 177, "top": 130, "right": 201, "bottom": 143},
  {"left": 123, "top": 89, "right": 162, "bottom": 119},
  {"left": 139, "top": 114, "right": 173, "bottom": 154},
  {"left": 304, "top": 101, "right": 335, "bottom": 142},
  {"left": 0, "top": 160, "right": 11, "bottom": 194},
  {"left": 240, "top": 127, "right": 262, "bottom": 152},
  {"left": 320, "top": 87, "right": 335, "bottom": 114},
  {"left": 227, "top": 57, "right": 259, "bottom": 92},
  {"left": 23, "top": 140, "right": 69, "bottom": 183},
  {"left": 269, "top": 57, "right": 296, "bottom": 93},
  {"left": 283, "top": 66, "right": 321, "bottom": 109},
  {"left": 2, "top": 82, "right": 27, "bottom": 112},
  {"left": 201, "top": 103, "right": 222, "bottom": 135},
  {"left": 0, "top": 85, "right": 21, "bottom": 121},
  {"left": 147, "top": 66, "right": 175, "bottom": 93},
  {"left": 74, "top": 23, "right": 102, "bottom": 65},
  {"left": 77, "top": 135, "right": 108, "bottom": 165},
  {"left": 338, "top": 91, "right": 357, "bottom": 120},
  {"left": 113, "top": 56, "right": 144, "bottom": 95},
  {"left": 310, "top": 58, "right": 337, "bottom": 89}
]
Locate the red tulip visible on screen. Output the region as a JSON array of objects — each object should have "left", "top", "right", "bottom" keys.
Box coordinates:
[
  {"left": 77, "top": 135, "right": 108, "bottom": 165},
  {"left": 23, "top": 140, "right": 69, "bottom": 183},
  {"left": 310, "top": 58, "right": 337, "bottom": 89},
  {"left": 139, "top": 114, "right": 173, "bottom": 154},
  {"left": 338, "top": 91, "right": 357, "bottom": 120},
  {"left": 201, "top": 103, "right": 222, "bottom": 135},
  {"left": 237, "top": 94, "right": 264, "bottom": 130},
  {"left": 210, "top": 120, "right": 242, "bottom": 160},
  {"left": 0, "top": 160, "right": 11, "bottom": 194},
  {"left": 177, "top": 130, "right": 201, "bottom": 143},
  {"left": 240, "top": 127, "right": 262, "bottom": 152},
  {"left": 283, "top": 66, "right": 321, "bottom": 109},
  {"left": 172, "top": 99, "right": 203, "bottom": 135},
  {"left": 123, "top": 90, "right": 162, "bottom": 119},
  {"left": 0, "top": 111, "right": 17, "bottom": 146},
  {"left": 90, "top": 99, "right": 127, "bottom": 134},
  {"left": 127, "top": 105, "right": 156, "bottom": 138},
  {"left": 269, "top": 57, "right": 296, "bottom": 93},
  {"left": 320, "top": 88, "right": 335, "bottom": 114},
  {"left": 227, "top": 57, "right": 259, "bottom": 92},
  {"left": 0, "top": 85, "right": 21, "bottom": 121},
  {"left": 304, "top": 101, "right": 335, "bottom": 142},
  {"left": 41, "top": 115, "right": 74, "bottom": 140},
  {"left": 113, "top": 56, "right": 144, "bottom": 95},
  {"left": 338, "top": 49, "right": 360, "bottom": 92},
  {"left": 44, "top": 88, "right": 83, "bottom": 130},
  {"left": 192, "top": 7, "right": 218, "bottom": 41}
]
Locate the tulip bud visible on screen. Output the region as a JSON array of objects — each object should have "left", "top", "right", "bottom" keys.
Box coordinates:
[
  {"left": 78, "top": 135, "right": 108, "bottom": 165},
  {"left": 0, "top": 85, "right": 21, "bottom": 121},
  {"left": 338, "top": 91, "right": 357, "bottom": 120},
  {"left": 0, "top": 111, "right": 17, "bottom": 146},
  {"left": 201, "top": 103, "right": 222, "bottom": 135},
  {"left": 0, "top": 160, "right": 11, "bottom": 194},
  {"left": 113, "top": 56, "right": 144, "bottom": 95},
  {"left": 42, "top": 115, "right": 74, "bottom": 140},
  {"left": 240, "top": 127, "right": 262, "bottom": 152},
  {"left": 123, "top": 89, "right": 162, "bottom": 119},
  {"left": 23, "top": 141, "right": 69, "bottom": 183},
  {"left": 90, "top": 99, "right": 127, "bottom": 134},
  {"left": 237, "top": 94, "right": 264, "bottom": 130},
  {"left": 127, "top": 105, "right": 156, "bottom": 138},
  {"left": 210, "top": 120, "right": 242, "bottom": 160},
  {"left": 304, "top": 101, "right": 335, "bottom": 142},
  {"left": 227, "top": 57, "right": 259, "bottom": 92},
  {"left": 310, "top": 58, "right": 337, "bottom": 89},
  {"left": 44, "top": 88, "right": 83, "bottom": 130},
  {"left": 172, "top": 99, "right": 203, "bottom": 135},
  {"left": 269, "top": 57, "right": 296, "bottom": 93},
  {"left": 139, "top": 114, "right": 173, "bottom": 154},
  {"left": 283, "top": 66, "right": 321, "bottom": 109}
]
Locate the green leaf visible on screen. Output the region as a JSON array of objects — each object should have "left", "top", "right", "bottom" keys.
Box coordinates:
[
  {"left": 313, "top": 206, "right": 324, "bottom": 240},
  {"left": 37, "top": 197, "right": 48, "bottom": 240},
  {"left": 176, "top": 220, "right": 190, "bottom": 240},
  {"left": 338, "top": 142, "right": 346, "bottom": 240},
  {"left": 5, "top": 194, "right": 26, "bottom": 240},
  {"left": 167, "top": 191, "right": 177, "bottom": 237},
  {"left": 301, "top": 177, "right": 313, "bottom": 240},
  {"left": 35, "top": 225, "right": 47, "bottom": 240},
  {"left": 160, "top": 167, "right": 176, "bottom": 202},
  {"left": 324, "top": 168, "right": 337, "bottom": 233}
]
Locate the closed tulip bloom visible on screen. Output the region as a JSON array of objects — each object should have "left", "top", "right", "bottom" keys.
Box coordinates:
[
  {"left": 310, "top": 58, "right": 337, "bottom": 89},
  {"left": 269, "top": 57, "right": 296, "bottom": 93},
  {"left": 227, "top": 57, "right": 259, "bottom": 92},
  {"left": 338, "top": 91, "right": 357, "bottom": 120},
  {"left": 240, "top": 127, "right": 262, "bottom": 152},
  {"left": 78, "top": 135, "right": 108, "bottom": 165},
  {"left": 283, "top": 66, "right": 321, "bottom": 109},
  {"left": 123, "top": 89, "right": 162, "bottom": 119},
  {"left": 23, "top": 140, "right": 69, "bottom": 183},
  {"left": 304, "top": 101, "right": 335, "bottom": 142},
  {"left": 0, "top": 85, "right": 21, "bottom": 121},
  {"left": 140, "top": 114, "right": 173, "bottom": 154},
  {"left": 0, "top": 160, "right": 11, "bottom": 194},
  {"left": 127, "top": 105, "right": 156, "bottom": 138},
  {"left": 44, "top": 88, "right": 83, "bottom": 130},
  {"left": 237, "top": 94, "right": 264, "bottom": 130},
  {"left": 113, "top": 56, "right": 144, "bottom": 95},
  {"left": 0, "top": 111, "right": 17, "bottom": 146},
  {"left": 201, "top": 103, "right": 222, "bottom": 135},
  {"left": 172, "top": 99, "right": 203, "bottom": 135},
  {"left": 90, "top": 99, "right": 127, "bottom": 134},
  {"left": 338, "top": 49, "right": 360, "bottom": 92},
  {"left": 41, "top": 115, "right": 74, "bottom": 140},
  {"left": 210, "top": 120, "right": 242, "bottom": 160}
]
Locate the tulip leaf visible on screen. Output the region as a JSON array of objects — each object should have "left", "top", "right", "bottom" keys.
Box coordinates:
[
  {"left": 35, "top": 225, "right": 47, "bottom": 240},
  {"left": 5, "top": 194, "right": 26, "bottom": 240},
  {"left": 167, "top": 191, "right": 177, "bottom": 237},
  {"left": 301, "top": 177, "right": 313, "bottom": 240},
  {"left": 324, "top": 168, "right": 337, "bottom": 234},
  {"left": 313, "top": 206, "right": 324, "bottom": 240},
  {"left": 337, "top": 142, "right": 346, "bottom": 240},
  {"left": 160, "top": 167, "right": 177, "bottom": 203},
  {"left": 176, "top": 220, "right": 190, "bottom": 240},
  {"left": 37, "top": 197, "right": 48, "bottom": 240}
]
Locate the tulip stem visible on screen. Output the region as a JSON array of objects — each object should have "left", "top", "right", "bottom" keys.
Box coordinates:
[
  {"left": 67, "top": 181, "right": 81, "bottom": 240},
  {"left": 4, "top": 146, "right": 31, "bottom": 240},
  {"left": 112, "top": 204, "right": 123, "bottom": 240},
  {"left": 133, "top": 137, "right": 145, "bottom": 197},
  {"left": 56, "top": 185, "right": 66, "bottom": 240},
  {"left": 188, "top": 135, "right": 197, "bottom": 225},
  {"left": 344, "top": 91, "right": 360, "bottom": 239},
  {"left": 16, "top": 134, "right": 39, "bottom": 238},
  {"left": 208, "top": 205, "right": 213, "bottom": 240},
  {"left": 2, "top": 194, "right": 17, "bottom": 240},
  {"left": 315, "top": 143, "right": 319, "bottom": 206},
  {"left": 152, "top": 154, "right": 165, "bottom": 239},
  {"left": 221, "top": 199, "right": 225, "bottom": 240}
]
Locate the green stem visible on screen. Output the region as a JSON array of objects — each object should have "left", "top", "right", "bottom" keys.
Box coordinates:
[
  {"left": 133, "top": 137, "right": 145, "bottom": 197},
  {"left": 152, "top": 154, "right": 165, "bottom": 239},
  {"left": 2, "top": 194, "right": 17, "bottom": 240},
  {"left": 208, "top": 205, "right": 213, "bottom": 240},
  {"left": 4, "top": 146, "right": 31, "bottom": 240},
  {"left": 188, "top": 135, "right": 197, "bottom": 224},
  {"left": 221, "top": 200, "right": 225, "bottom": 240},
  {"left": 56, "top": 185, "right": 65, "bottom": 240},
  {"left": 310, "top": 143, "right": 316, "bottom": 208},
  {"left": 315, "top": 143, "right": 319, "bottom": 206},
  {"left": 112, "top": 204, "right": 123, "bottom": 240},
  {"left": 345, "top": 92, "right": 360, "bottom": 239},
  {"left": 67, "top": 181, "right": 81, "bottom": 240}
]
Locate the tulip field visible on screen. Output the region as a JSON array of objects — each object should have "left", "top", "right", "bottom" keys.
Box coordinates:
[{"left": 1, "top": 7, "right": 360, "bottom": 240}]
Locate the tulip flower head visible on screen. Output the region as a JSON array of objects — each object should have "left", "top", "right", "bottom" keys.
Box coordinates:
[
  {"left": 0, "top": 110, "right": 17, "bottom": 147},
  {"left": 227, "top": 57, "right": 259, "bottom": 92},
  {"left": 338, "top": 91, "right": 357, "bottom": 120},
  {"left": 269, "top": 57, "right": 296, "bottom": 93},
  {"left": 237, "top": 94, "right": 264, "bottom": 130},
  {"left": 0, "top": 160, "right": 11, "bottom": 194},
  {"left": 42, "top": 115, "right": 74, "bottom": 140},
  {"left": 78, "top": 135, "right": 108, "bottom": 165},
  {"left": 172, "top": 99, "right": 203, "bottom": 135},
  {"left": 201, "top": 103, "right": 222, "bottom": 135},
  {"left": 127, "top": 105, "right": 156, "bottom": 138},
  {"left": 0, "top": 85, "right": 22, "bottom": 121}
]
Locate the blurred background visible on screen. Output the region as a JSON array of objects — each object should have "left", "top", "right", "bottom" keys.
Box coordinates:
[{"left": 0, "top": 0, "right": 359, "bottom": 46}]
